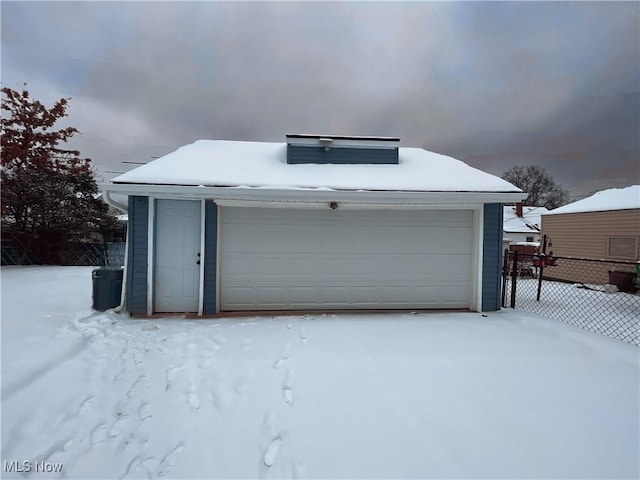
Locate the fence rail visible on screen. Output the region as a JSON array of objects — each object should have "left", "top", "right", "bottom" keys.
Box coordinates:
[{"left": 502, "top": 251, "right": 640, "bottom": 346}]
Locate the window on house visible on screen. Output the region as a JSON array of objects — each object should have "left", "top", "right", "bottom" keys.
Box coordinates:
[
  {"left": 526, "top": 236, "right": 534, "bottom": 242},
  {"left": 607, "top": 237, "right": 638, "bottom": 259}
]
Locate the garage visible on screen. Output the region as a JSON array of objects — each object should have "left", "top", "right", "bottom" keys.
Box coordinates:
[
  {"left": 220, "top": 207, "right": 473, "bottom": 310},
  {"left": 109, "top": 135, "right": 525, "bottom": 315}
]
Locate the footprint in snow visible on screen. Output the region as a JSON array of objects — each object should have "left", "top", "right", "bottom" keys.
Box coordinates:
[
  {"left": 234, "top": 367, "right": 254, "bottom": 394},
  {"left": 142, "top": 457, "right": 159, "bottom": 475},
  {"left": 282, "top": 387, "right": 294, "bottom": 406},
  {"left": 209, "top": 336, "right": 226, "bottom": 349},
  {"left": 108, "top": 413, "right": 128, "bottom": 438},
  {"left": 90, "top": 423, "right": 109, "bottom": 445},
  {"left": 116, "top": 431, "right": 137, "bottom": 454},
  {"left": 211, "top": 383, "right": 236, "bottom": 411},
  {"left": 273, "top": 343, "right": 292, "bottom": 369},
  {"left": 298, "top": 326, "right": 308, "bottom": 345},
  {"left": 138, "top": 401, "right": 152, "bottom": 421},
  {"left": 156, "top": 443, "right": 185, "bottom": 477},
  {"left": 186, "top": 386, "right": 200, "bottom": 410},
  {"left": 165, "top": 365, "right": 185, "bottom": 391},
  {"left": 282, "top": 369, "right": 294, "bottom": 406},
  {"left": 127, "top": 375, "right": 147, "bottom": 398},
  {"left": 78, "top": 395, "right": 95, "bottom": 414},
  {"left": 260, "top": 412, "right": 286, "bottom": 466},
  {"left": 121, "top": 454, "right": 142, "bottom": 479},
  {"left": 263, "top": 437, "right": 283, "bottom": 467}
]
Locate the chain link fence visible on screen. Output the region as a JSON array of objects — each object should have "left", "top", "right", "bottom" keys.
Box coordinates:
[
  {"left": 503, "top": 252, "right": 640, "bottom": 346},
  {"left": 1, "top": 242, "right": 41, "bottom": 265},
  {"left": 1, "top": 241, "right": 126, "bottom": 266},
  {"left": 106, "top": 242, "right": 126, "bottom": 267}
]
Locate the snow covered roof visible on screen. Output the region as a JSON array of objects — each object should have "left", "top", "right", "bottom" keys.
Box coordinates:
[
  {"left": 545, "top": 185, "right": 640, "bottom": 215},
  {"left": 112, "top": 140, "right": 522, "bottom": 193},
  {"left": 503, "top": 205, "right": 549, "bottom": 233},
  {"left": 513, "top": 241, "right": 541, "bottom": 246}
]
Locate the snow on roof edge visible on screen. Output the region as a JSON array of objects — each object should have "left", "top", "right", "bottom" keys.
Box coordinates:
[
  {"left": 109, "top": 179, "right": 523, "bottom": 194},
  {"left": 544, "top": 185, "right": 640, "bottom": 215},
  {"left": 112, "top": 139, "right": 523, "bottom": 194}
]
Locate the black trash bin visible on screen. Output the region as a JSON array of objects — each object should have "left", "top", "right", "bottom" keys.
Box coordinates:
[
  {"left": 92, "top": 267, "right": 124, "bottom": 311},
  {"left": 608, "top": 270, "right": 637, "bottom": 294}
]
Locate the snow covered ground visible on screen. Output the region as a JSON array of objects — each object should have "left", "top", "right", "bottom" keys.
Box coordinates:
[
  {"left": 2, "top": 266, "right": 639, "bottom": 479},
  {"left": 507, "top": 278, "right": 640, "bottom": 346}
]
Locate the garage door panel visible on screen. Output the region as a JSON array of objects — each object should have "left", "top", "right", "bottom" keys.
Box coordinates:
[
  {"left": 222, "top": 207, "right": 472, "bottom": 226},
  {"left": 222, "top": 287, "right": 253, "bottom": 306},
  {"left": 222, "top": 290, "right": 470, "bottom": 310},
  {"left": 223, "top": 225, "right": 472, "bottom": 255},
  {"left": 321, "top": 227, "right": 472, "bottom": 254},
  {"left": 224, "top": 253, "right": 471, "bottom": 279},
  {"left": 222, "top": 293, "right": 470, "bottom": 310},
  {"left": 221, "top": 207, "right": 473, "bottom": 310}
]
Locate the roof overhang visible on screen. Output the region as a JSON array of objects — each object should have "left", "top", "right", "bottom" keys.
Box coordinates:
[{"left": 101, "top": 183, "right": 527, "bottom": 209}]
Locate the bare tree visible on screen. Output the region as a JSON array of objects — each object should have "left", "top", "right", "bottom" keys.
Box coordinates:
[{"left": 502, "top": 165, "right": 569, "bottom": 209}]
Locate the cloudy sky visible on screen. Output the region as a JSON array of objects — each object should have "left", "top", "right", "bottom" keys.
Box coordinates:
[{"left": 2, "top": 1, "right": 639, "bottom": 199}]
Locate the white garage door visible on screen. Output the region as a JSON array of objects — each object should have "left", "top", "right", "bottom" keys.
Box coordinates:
[{"left": 220, "top": 207, "right": 473, "bottom": 310}]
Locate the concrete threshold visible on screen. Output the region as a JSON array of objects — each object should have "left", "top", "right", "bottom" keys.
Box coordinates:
[{"left": 133, "top": 308, "right": 471, "bottom": 320}]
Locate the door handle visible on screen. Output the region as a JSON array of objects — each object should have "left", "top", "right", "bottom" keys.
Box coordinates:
[{"left": 196, "top": 260, "right": 201, "bottom": 265}]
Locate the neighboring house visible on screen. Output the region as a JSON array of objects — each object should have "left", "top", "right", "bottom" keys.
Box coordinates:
[
  {"left": 96, "top": 192, "right": 129, "bottom": 242},
  {"left": 102, "top": 134, "right": 524, "bottom": 316},
  {"left": 503, "top": 203, "right": 549, "bottom": 244},
  {"left": 541, "top": 185, "right": 640, "bottom": 284},
  {"left": 113, "top": 213, "right": 128, "bottom": 243}
]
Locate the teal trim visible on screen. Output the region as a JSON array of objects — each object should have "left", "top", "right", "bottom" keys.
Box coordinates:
[
  {"left": 203, "top": 201, "right": 218, "bottom": 314},
  {"left": 287, "top": 145, "right": 398, "bottom": 164},
  {"left": 482, "top": 203, "right": 503, "bottom": 311},
  {"left": 126, "top": 196, "right": 149, "bottom": 314}
]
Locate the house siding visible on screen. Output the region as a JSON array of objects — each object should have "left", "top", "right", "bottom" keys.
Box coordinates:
[
  {"left": 542, "top": 209, "right": 640, "bottom": 260},
  {"left": 541, "top": 209, "right": 640, "bottom": 284},
  {"left": 203, "top": 201, "right": 218, "bottom": 314},
  {"left": 126, "top": 196, "right": 149, "bottom": 314},
  {"left": 482, "top": 203, "right": 503, "bottom": 311},
  {"left": 287, "top": 145, "right": 398, "bottom": 164}
]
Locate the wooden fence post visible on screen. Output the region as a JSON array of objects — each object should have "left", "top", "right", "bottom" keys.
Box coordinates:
[
  {"left": 510, "top": 250, "right": 518, "bottom": 308},
  {"left": 536, "top": 264, "right": 544, "bottom": 301},
  {"left": 536, "top": 234, "right": 548, "bottom": 302},
  {"left": 501, "top": 249, "right": 509, "bottom": 308}
]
